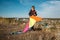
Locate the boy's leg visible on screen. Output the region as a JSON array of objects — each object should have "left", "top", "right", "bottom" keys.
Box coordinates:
[
  {"left": 10, "top": 31, "right": 23, "bottom": 35},
  {"left": 30, "top": 26, "right": 35, "bottom": 31}
]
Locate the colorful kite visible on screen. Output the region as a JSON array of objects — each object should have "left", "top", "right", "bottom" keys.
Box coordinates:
[{"left": 23, "top": 15, "right": 42, "bottom": 33}]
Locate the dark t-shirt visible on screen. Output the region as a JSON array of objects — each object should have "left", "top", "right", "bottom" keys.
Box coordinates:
[{"left": 29, "top": 10, "right": 37, "bottom": 16}]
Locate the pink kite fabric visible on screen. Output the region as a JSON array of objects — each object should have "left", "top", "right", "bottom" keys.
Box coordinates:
[{"left": 23, "top": 22, "right": 29, "bottom": 33}]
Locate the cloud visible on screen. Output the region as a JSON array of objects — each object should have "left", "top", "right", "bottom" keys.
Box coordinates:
[
  {"left": 19, "top": 0, "right": 43, "bottom": 5},
  {"left": 19, "top": 0, "right": 33, "bottom": 5},
  {"left": 19, "top": 0, "right": 60, "bottom": 18},
  {"left": 37, "top": 1, "right": 60, "bottom": 18}
]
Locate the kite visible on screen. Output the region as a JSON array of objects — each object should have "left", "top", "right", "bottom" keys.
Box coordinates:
[{"left": 23, "top": 15, "right": 42, "bottom": 33}]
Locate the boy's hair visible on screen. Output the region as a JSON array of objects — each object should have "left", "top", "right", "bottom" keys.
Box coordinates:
[{"left": 32, "top": 6, "right": 35, "bottom": 9}]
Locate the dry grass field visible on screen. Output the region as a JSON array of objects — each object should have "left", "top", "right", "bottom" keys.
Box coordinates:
[{"left": 0, "top": 18, "right": 60, "bottom": 40}]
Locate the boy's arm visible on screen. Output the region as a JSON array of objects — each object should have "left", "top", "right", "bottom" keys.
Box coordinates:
[
  {"left": 35, "top": 11, "right": 37, "bottom": 16},
  {"left": 29, "top": 10, "right": 31, "bottom": 16}
]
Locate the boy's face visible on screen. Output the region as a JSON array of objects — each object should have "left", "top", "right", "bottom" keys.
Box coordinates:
[{"left": 31, "top": 7, "right": 34, "bottom": 11}]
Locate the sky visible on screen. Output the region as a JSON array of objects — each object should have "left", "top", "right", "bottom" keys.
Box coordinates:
[{"left": 0, "top": 0, "right": 60, "bottom": 18}]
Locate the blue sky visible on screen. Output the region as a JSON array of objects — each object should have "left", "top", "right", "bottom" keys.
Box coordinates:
[{"left": 0, "top": 0, "right": 60, "bottom": 18}]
